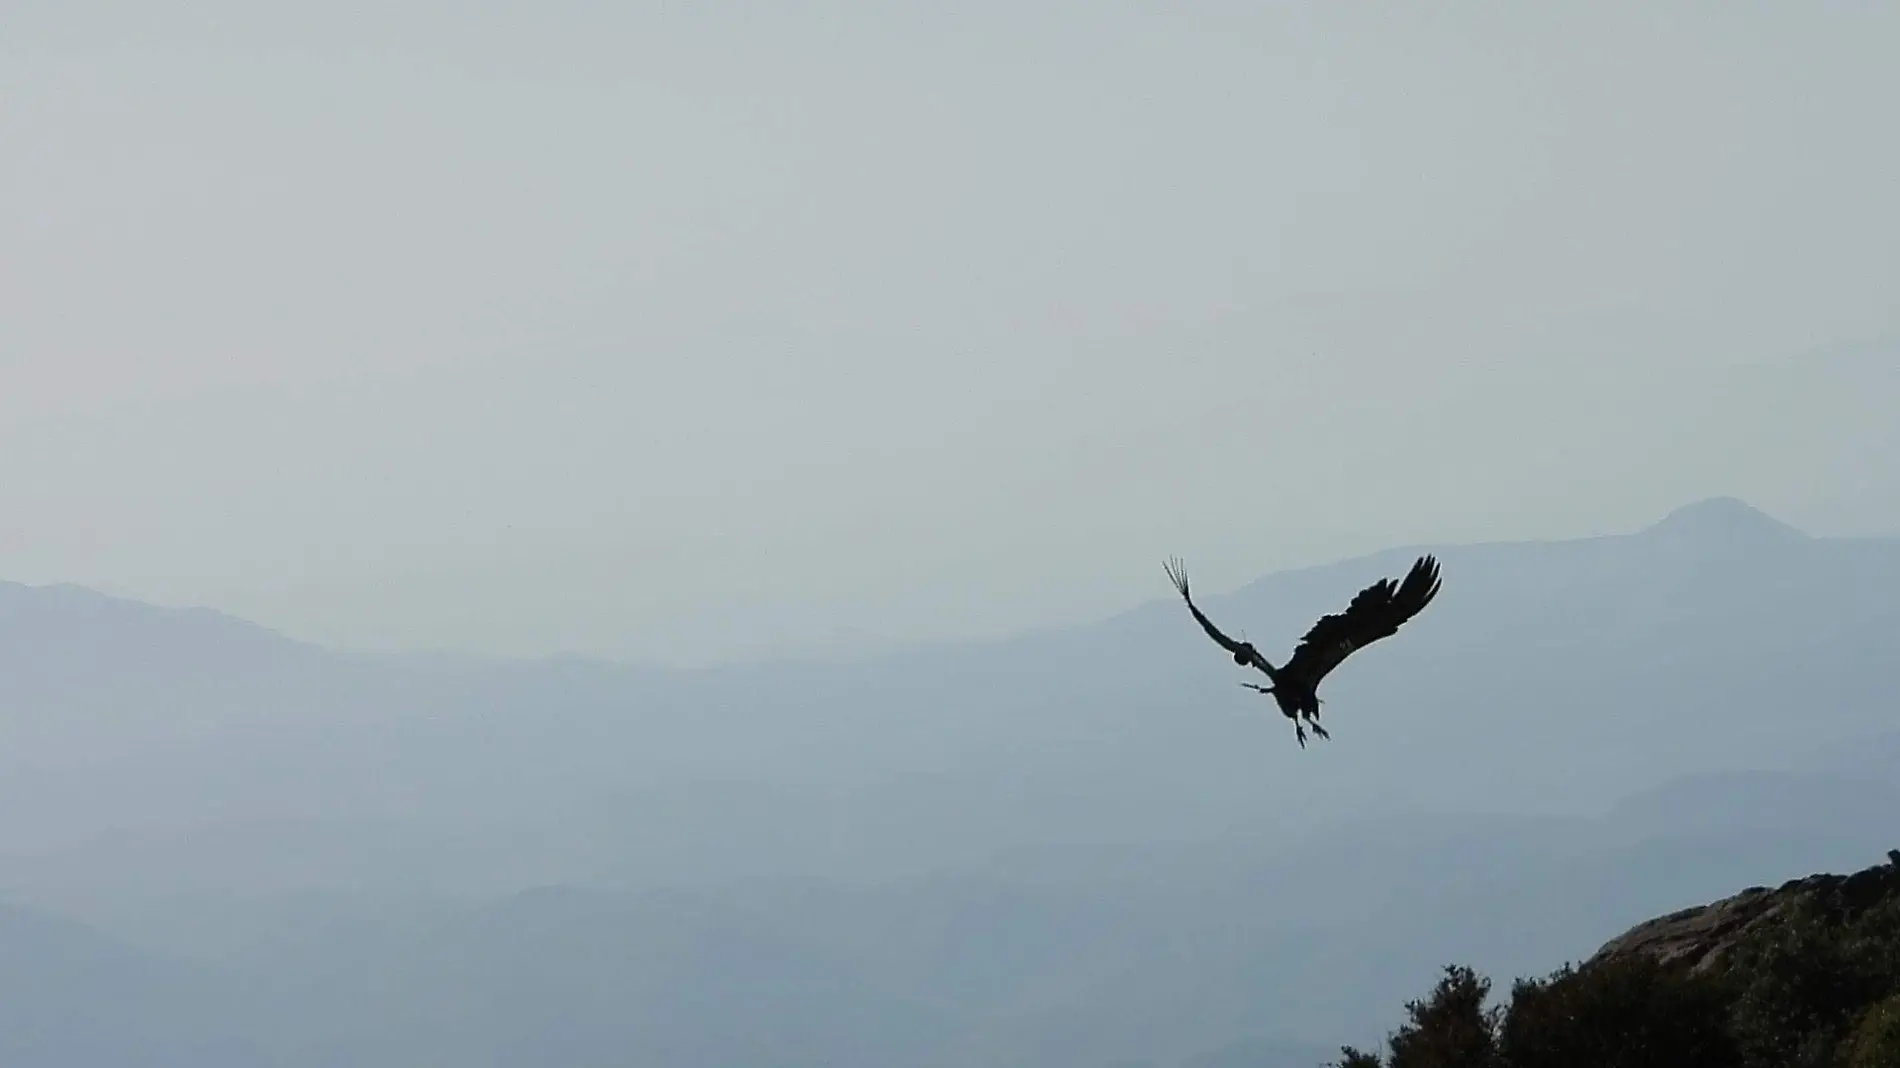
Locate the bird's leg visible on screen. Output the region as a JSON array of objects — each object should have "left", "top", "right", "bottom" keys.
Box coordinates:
[
  {"left": 1303, "top": 699, "right": 1330, "bottom": 741},
  {"left": 1235, "top": 682, "right": 1305, "bottom": 747}
]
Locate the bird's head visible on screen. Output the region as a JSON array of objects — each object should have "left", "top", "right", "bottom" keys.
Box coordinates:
[{"left": 1231, "top": 642, "right": 1257, "bottom": 666}]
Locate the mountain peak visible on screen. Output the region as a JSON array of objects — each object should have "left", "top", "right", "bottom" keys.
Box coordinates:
[{"left": 1639, "top": 496, "right": 1810, "bottom": 544}]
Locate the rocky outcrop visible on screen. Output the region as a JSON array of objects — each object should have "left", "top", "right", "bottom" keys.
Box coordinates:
[{"left": 1586, "top": 848, "right": 1900, "bottom": 978}]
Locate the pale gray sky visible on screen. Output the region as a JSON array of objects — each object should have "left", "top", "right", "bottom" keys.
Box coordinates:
[{"left": 3, "top": 2, "right": 1896, "bottom": 663}]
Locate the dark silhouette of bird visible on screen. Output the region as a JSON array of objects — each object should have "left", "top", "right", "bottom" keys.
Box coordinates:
[{"left": 1162, "top": 554, "right": 1442, "bottom": 748}]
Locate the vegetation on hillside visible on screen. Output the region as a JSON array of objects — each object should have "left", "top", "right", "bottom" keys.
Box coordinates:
[{"left": 1331, "top": 853, "right": 1900, "bottom": 1068}]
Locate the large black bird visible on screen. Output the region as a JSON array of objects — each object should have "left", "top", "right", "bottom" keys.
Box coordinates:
[{"left": 1162, "top": 554, "right": 1442, "bottom": 747}]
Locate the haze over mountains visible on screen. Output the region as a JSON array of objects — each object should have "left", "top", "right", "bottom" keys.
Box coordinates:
[{"left": 0, "top": 496, "right": 1895, "bottom": 1065}]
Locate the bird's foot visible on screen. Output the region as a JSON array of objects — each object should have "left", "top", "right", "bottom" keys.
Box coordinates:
[
  {"left": 1310, "top": 722, "right": 1331, "bottom": 741},
  {"left": 1293, "top": 723, "right": 1308, "bottom": 748}
]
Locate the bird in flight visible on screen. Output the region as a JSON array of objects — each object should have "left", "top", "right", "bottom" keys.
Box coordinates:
[{"left": 1162, "top": 554, "right": 1443, "bottom": 747}]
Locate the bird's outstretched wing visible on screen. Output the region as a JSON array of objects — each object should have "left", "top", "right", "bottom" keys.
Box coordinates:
[
  {"left": 1279, "top": 554, "right": 1441, "bottom": 688},
  {"left": 1163, "top": 557, "right": 1269, "bottom": 669}
]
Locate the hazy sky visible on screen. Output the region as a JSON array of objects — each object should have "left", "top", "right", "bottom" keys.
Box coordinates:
[{"left": 3, "top": 2, "right": 1896, "bottom": 663}]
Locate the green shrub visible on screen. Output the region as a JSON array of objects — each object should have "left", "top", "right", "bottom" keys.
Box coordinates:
[
  {"left": 1844, "top": 993, "right": 1900, "bottom": 1068},
  {"left": 1383, "top": 965, "right": 1499, "bottom": 1068},
  {"left": 1497, "top": 956, "right": 1739, "bottom": 1068}
]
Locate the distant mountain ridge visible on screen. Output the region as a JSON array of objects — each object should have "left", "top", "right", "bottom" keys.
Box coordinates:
[
  {"left": 0, "top": 494, "right": 1850, "bottom": 665},
  {"left": 0, "top": 491, "right": 1898, "bottom": 1066},
  {"left": 2, "top": 768, "right": 1893, "bottom": 1068},
  {"left": 0, "top": 495, "right": 1896, "bottom": 865}
]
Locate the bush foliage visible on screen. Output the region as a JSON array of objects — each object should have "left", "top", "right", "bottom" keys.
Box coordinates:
[{"left": 1332, "top": 863, "right": 1900, "bottom": 1068}]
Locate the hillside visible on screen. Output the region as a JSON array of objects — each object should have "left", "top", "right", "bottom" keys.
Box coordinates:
[
  {"left": 1589, "top": 849, "right": 1900, "bottom": 978},
  {"left": 1341, "top": 849, "right": 1900, "bottom": 1068},
  {"left": 1, "top": 495, "right": 1897, "bottom": 888},
  {"left": 0, "top": 901, "right": 266, "bottom": 1065},
  {"left": 0, "top": 496, "right": 1896, "bottom": 1065}
]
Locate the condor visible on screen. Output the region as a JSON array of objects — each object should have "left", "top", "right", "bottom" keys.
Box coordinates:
[{"left": 1163, "top": 554, "right": 1443, "bottom": 747}]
